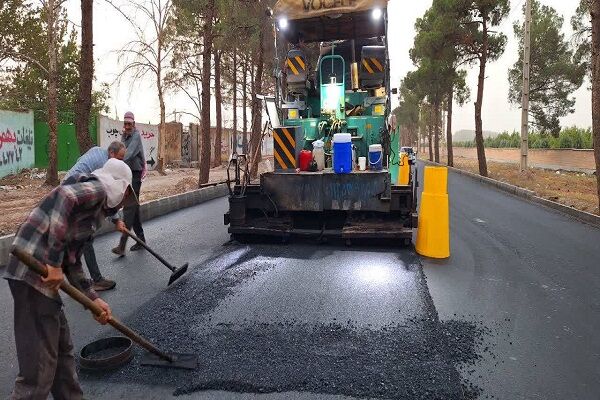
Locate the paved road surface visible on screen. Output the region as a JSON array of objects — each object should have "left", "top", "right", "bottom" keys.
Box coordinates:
[{"left": 0, "top": 162, "right": 599, "bottom": 398}]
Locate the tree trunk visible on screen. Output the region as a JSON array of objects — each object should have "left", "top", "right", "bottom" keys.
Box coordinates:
[
  {"left": 474, "top": 15, "right": 489, "bottom": 177},
  {"left": 249, "top": 59, "right": 256, "bottom": 157},
  {"left": 213, "top": 48, "right": 222, "bottom": 167},
  {"left": 428, "top": 124, "right": 433, "bottom": 162},
  {"left": 250, "top": 25, "right": 265, "bottom": 179},
  {"left": 45, "top": 0, "right": 59, "bottom": 186},
  {"left": 446, "top": 89, "right": 454, "bottom": 167},
  {"left": 242, "top": 55, "right": 248, "bottom": 153},
  {"left": 434, "top": 101, "right": 440, "bottom": 163},
  {"left": 199, "top": 2, "right": 215, "bottom": 185},
  {"left": 592, "top": 1, "right": 600, "bottom": 213},
  {"left": 155, "top": 39, "right": 167, "bottom": 175},
  {"left": 232, "top": 51, "right": 238, "bottom": 155},
  {"left": 75, "top": 0, "right": 94, "bottom": 154}
]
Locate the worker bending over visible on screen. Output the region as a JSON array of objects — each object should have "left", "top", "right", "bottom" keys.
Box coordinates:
[{"left": 4, "top": 159, "right": 136, "bottom": 400}]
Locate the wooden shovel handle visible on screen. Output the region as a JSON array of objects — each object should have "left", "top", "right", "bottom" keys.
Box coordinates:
[{"left": 10, "top": 247, "right": 173, "bottom": 363}]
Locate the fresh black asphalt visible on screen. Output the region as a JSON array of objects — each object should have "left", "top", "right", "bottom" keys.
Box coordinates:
[{"left": 0, "top": 161, "right": 599, "bottom": 399}]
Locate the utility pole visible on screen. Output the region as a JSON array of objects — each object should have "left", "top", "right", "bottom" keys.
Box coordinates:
[{"left": 520, "top": 0, "right": 532, "bottom": 171}]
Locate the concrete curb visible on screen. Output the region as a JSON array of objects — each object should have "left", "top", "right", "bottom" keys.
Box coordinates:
[
  {"left": 421, "top": 160, "right": 600, "bottom": 229},
  {"left": 0, "top": 183, "right": 229, "bottom": 268}
]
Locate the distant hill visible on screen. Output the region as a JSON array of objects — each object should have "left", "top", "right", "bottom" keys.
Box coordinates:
[{"left": 453, "top": 129, "right": 498, "bottom": 142}]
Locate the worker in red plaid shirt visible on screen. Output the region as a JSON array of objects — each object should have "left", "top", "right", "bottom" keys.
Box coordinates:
[{"left": 4, "top": 159, "right": 137, "bottom": 400}]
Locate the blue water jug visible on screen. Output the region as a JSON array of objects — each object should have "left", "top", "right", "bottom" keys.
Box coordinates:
[
  {"left": 333, "top": 133, "right": 352, "bottom": 174},
  {"left": 369, "top": 144, "right": 383, "bottom": 170}
]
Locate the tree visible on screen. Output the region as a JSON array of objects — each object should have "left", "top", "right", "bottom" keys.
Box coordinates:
[
  {"left": 446, "top": 70, "right": 470, "bottom": 166},
  {"left": 45, "top": 0, "right": 65, "bottom": 186},
  {"left": 112, "top": 0, "right": 175, "bottom": 175},
  {"left": 395, "top": 83, "right": 421, "bottom": 148},
  {"left": 590, "top": 0, "right": 600, "bottom": 212},
  {"left": 573, "top": 0, "right": 591, "bottom": 78},
  {"left": 75, "top": 0, "right": 95, "bottom": 153},
  {"left": 508, "top": 0, "right": 586, "bottom": 135},
  {"left": 0, "top": 4, "right": 108, "bottom": 115},
  {"left": 454, "top": 0, "right": 509, "bottom": 176},
  {"left": 410, "top": 0, "right": 470, "bottom": 166}
]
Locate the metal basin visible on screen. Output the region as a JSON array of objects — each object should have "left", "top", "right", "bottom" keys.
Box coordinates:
[{"left": 79, "top": 336, "right": 133, "bottom": 370}]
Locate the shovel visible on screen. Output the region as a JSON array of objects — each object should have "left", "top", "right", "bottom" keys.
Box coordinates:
[
  {"left": 11, "top": 247, "right": 197, "bottom": 370},
  {"left": 123, "top": 230, "right": 189, "bottom": 286}
]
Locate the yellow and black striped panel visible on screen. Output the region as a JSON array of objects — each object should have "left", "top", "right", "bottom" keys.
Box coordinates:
[
  {"left": 273, "top": 127, "right": 297, "bottom": 170},
  {"left": 361, "top": 57, "right": 384, "bottom": 74},
  {"left": 286, "top": 56, "right": 306, "bottom": 76}
]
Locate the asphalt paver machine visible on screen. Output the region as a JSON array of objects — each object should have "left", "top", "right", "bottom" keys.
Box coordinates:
[{"left": 225, "top": 0, "right": 417, "bottom": 244}]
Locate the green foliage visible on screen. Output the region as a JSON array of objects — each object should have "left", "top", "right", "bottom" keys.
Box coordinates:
[
  {"left": 452, "top": 0, "right": 510, "bottom": 66},
  {"left": 508, "top": 0, "right": 586, "bottom": 135},
  {"left": 0, "top": 2, "right": 108, "bottom": 115},
  {"left": 572, "top": 0, "right": 591, "bottom": 78},
  {"left": 454, "top": 127, "right": 593, "bottom": 149}
]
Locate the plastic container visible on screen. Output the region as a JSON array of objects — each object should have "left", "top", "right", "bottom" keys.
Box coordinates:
[
  {"left": 333, "top": 133, "right": 352, "bottom": 174},
  {"left": 358, "top": 156, "right": 367, "bottom": 171},
  {"left": 369, "top": 144, "right": 383, "bottom": 170},
  {"left": 299, "top": 150, "right": 313, "bottom": 171},
  {"left": 312, "top": 140, "right": 325, "bottom": 171}
]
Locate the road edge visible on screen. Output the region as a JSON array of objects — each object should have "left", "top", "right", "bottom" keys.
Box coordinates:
[
  {"left": 0, "top": 183, "right": 229, "bottom": 268},
  {"left": 421, "top": 159, "right": 600, "bottom": 229}
]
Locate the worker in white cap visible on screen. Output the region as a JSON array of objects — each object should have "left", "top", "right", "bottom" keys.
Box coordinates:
[
  {"left": 112, "top": 111, "right": 147, "bottom": 256},
  {"left": 4, "top": 158, "right": 137, "bottom": 399}
]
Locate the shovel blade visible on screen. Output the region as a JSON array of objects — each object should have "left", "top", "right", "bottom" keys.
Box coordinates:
[
  {"left": 168, "top": 263, "right": 189, "bottom": 286},
  {"left": 140, "top": 352, "right": 197, "bottom": 370}
]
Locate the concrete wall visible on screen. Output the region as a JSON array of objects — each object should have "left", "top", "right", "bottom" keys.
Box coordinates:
[
  {"left": 0, "top": 110, "right": 35, "bottom": 178},
  {"left": 163, "top": 122, "right": 183, "bottom": 164},
  {"left": 447, "top": 147, "right": 596, "bottom": 173},
  {"left": 98, "top": 115, "right": 159, "bottom": 169}
]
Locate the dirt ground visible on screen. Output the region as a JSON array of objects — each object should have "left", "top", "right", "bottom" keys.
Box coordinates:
[
  {"left": 450, "top": 157, "right": 599, "bottom": 216},
  {"left": 0, "top": 164, "right": 247, "bottom": 237}
]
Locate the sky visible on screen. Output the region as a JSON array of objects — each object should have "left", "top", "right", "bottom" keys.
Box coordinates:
[{"left": 66, "top": 0, "right": 591, "bottom": 133}]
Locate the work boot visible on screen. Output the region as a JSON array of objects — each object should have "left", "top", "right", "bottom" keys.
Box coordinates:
[
  {"left": 112, "top": 235, "right": 128, "bottom": 257},
  {"left": 93, "top": 279, "right": 116, "bottom": 292},
  {"left": 130, "top": 237, "right": 146, "bottom": 251}
]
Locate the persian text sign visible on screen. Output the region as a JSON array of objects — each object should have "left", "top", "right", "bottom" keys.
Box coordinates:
[
  {"left": 0, "top": 110, "right": 35, "bottom": 178},
  {"left": 98, "top": 115, "right": 159, "bottom": 169}
]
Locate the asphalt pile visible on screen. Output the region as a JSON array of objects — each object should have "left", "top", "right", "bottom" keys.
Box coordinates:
[{"left": 80, "top": 244, "right": 491, "bottom": 399}]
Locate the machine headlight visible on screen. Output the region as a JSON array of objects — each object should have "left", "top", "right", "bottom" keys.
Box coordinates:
[
  {"left": 372, "top": 8, "right": 382, "bottom": 20},
  {"left": 278, "top": 18, "right": 288, "bottom": 30}
]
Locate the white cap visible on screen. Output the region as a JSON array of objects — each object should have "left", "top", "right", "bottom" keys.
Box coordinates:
[{"left": 91, "top": 159, "right": 138, "bottom": 208}]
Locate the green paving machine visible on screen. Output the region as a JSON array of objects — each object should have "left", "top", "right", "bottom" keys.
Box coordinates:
[{"left": 225, "top": 0, "right": 417, "bottom": 244}]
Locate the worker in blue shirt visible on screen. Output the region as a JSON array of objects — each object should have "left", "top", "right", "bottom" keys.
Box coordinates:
[{"left": 62, "top": 141, "right": 126, "bottom": 291}]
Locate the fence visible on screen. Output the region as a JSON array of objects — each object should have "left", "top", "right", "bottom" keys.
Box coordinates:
[{"left": 33, "top": 112, "right": 97, "bottom": 171}]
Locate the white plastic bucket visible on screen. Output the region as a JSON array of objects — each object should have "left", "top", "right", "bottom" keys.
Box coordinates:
[{"left": 358, "top": 157, "right": 367, "bottom": 171}]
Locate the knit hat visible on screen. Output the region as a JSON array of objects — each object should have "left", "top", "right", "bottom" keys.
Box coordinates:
[
  {"left": 91, "top": 159, "right": 138, "bottom": 208},
  {"left": 124, "top": 111, "right": 135, "bottom": 123}
]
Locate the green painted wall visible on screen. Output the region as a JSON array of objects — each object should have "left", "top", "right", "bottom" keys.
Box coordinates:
[{"left": 34, "top": 113, "right": 97, "bottom": 171}]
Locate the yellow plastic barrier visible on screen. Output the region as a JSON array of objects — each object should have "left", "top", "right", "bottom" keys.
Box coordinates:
[
  {"left": 415, "top": 167, "right": 450, "bottom": 259},
  {"left": 398, "top": 153, "right": 410, "bottom": 185}
]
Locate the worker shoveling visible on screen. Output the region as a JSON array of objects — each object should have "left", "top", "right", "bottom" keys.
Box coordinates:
[{"left": 11, "top": 247, "right": 197, "bottom": 370}]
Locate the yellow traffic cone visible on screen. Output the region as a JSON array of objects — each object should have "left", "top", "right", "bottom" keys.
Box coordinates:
[
  {"left": 398, "top": 153, "right": 410, "bottom": 185},
  {"left": 415, "top": 167, "right": 450, "bottom": 259}
]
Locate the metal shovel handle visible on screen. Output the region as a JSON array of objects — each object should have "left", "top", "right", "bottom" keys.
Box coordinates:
[{"left": 10, "top": 247, "right": 173, "bottom": 363}]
